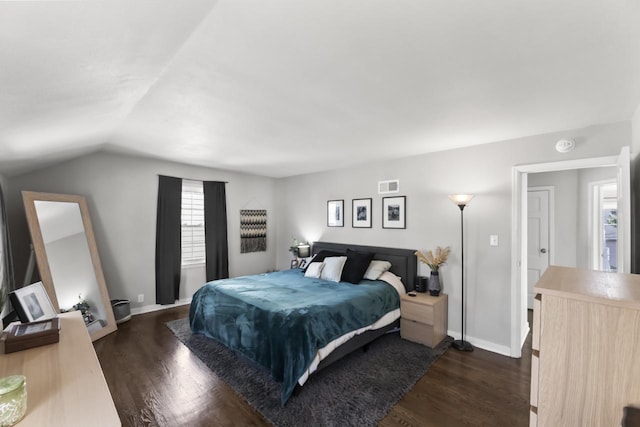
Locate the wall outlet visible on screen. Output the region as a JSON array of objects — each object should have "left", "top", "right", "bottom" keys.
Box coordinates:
[
  {"left": 490, "top": 235, "right": 499, "bottom": 246},
  {"left": 137, "top": 294, "right": 144, "bottom": 303}
]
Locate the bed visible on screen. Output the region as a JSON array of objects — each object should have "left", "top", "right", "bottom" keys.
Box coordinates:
[{"left": 189, "top": 242, "right": 417, "bottom": 404}]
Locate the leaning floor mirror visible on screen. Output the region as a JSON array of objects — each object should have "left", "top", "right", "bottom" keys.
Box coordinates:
[{"left": 22, "top": 191, "right": 117, "bottom": 341}]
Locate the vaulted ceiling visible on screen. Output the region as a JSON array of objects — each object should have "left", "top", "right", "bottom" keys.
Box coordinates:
[{"left": 1, "top": 0, "right": 639, "bottom": 177}]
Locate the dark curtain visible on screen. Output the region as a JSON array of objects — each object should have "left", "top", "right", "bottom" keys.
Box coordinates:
[
  {"left": 0, "top": 183, "right": 16, "bottom": 319},
  {"left": 203, "top": 181, "right": 229, "bottom": 281},
  {"left": 156, "top": 175, "right": 182, "bottom": 304}
]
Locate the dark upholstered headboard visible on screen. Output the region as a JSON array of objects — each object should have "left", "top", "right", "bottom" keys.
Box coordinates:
[{"left": 311, "top": 241, "right": 417, "bottom": 292}]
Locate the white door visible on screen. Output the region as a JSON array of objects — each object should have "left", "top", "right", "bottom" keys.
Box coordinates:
[{"left": 527, "top": 190, "right": 550, "bottom": 309}]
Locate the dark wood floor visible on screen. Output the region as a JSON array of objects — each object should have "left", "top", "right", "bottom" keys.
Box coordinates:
[{"left": 95, "top": 305, "right": 531, "bottom": 426}]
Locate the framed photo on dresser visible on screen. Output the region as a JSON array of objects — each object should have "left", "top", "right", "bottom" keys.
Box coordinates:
[{"left": 9, "top": 281, "right": 57, "bottom": 323}]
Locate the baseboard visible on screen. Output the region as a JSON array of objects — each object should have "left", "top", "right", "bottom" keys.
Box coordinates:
[
  {"left": 446, "top": 329, "right": 512, "bottom": 357},
  {"left": 520, "top": 322, "right": 531, "bottom": 348},
  {"left": 130, "top": 297, "right": 192, "bottom": 316}
]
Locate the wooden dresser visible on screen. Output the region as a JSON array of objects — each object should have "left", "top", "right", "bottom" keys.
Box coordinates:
[
  {"left": 0, "top": 311, "right": 120, "bottom": 426},
  {"left": 530, "top": 266, "right": 640, "bottom": 426},
  {"left": 400, "top": 292, "right": 448, "bottom": 348}
]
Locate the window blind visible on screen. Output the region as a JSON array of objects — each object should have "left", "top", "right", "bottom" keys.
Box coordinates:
[{"left": 181, "top": 179, "right": 205, "bottom": 264}]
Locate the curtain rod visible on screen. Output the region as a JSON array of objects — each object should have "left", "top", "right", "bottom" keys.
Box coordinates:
[{"left": 157, "top": 174, "right": 228, "bottom": 183}]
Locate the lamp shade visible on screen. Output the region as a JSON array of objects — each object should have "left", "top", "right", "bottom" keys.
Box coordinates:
[
  {"left": 448, "top": 194, "right": 474, "bottom": 207},
  {"left": 297, "top": 244, "right": 311, "bottom": 258}
]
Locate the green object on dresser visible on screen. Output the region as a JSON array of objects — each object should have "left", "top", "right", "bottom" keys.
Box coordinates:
[{"left": 0, "top": 375, "right": 27, "bottom": 427}]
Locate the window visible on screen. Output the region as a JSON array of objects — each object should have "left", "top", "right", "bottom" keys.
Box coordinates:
[{"left": 181, "top": 179, "right": 205, "bottom": 265}]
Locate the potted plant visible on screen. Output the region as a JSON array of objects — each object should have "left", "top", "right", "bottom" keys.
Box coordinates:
[{"left": 415, "top": 246, "right": 450, "bottom": 296}]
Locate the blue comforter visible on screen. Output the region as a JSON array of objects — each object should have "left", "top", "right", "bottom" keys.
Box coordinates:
[{"left": 189, "top": 269, "right": 400, "bottom": 404}]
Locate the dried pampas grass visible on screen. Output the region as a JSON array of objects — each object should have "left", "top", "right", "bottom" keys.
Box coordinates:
[{"left": 415, "top": 246, "right": 451, "bottom": 271}]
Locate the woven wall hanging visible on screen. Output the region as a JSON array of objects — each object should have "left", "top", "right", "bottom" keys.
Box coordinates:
[{"left": 240, "top": 209, "right": 267, "bottom": 253}]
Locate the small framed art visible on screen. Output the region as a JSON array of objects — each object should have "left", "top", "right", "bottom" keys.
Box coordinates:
[
  {"left": 327, "top": 199, "right": 344, "bottom": 227},
  {"left": 382, "top": 196, "right": 406, "bottom": 229},
  {"left": 9, "top": 281, "right": 58, "bottom": 323},
  {"left": 352, "top": 198, "right": 372, "bottom": 228}
]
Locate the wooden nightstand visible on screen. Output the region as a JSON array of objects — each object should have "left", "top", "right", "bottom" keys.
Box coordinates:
[{"left": 400, "top": 293, "right": 448, "bottom": 347}]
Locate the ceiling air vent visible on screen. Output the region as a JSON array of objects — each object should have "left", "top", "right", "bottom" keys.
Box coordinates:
[{"left": 378, "top": 179, "right": 399, "bottom": 194}]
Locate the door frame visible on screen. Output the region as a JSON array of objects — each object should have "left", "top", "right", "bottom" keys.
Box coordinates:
[{"left": 510, "top": 150, "right": 628, "bottom": 357}]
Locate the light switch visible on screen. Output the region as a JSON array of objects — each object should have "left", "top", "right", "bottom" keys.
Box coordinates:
[{"left": 490, "top": 235, "right": 499, "bottom": 246}]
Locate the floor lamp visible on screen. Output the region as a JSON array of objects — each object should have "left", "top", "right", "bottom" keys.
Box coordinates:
[{"left": 449, "top": 194, "right": 474, "bottom": 352}]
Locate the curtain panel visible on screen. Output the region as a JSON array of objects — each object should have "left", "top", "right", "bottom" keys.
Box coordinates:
[
  {"left": 203, "top": 181, "right": 229, "bottom": 281},
  {"left": 155, "top": 175, "right": 182, "bottom": 304},
  {"left": 0, "top": 183, "right": 15, "bottom": 318}
]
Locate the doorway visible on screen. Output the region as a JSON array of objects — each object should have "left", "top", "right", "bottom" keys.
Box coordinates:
[
  {"left": 510, "top": 146, "right": 631, "bottom": 358},
  {"left": 590, "top": 180, "right": 618, "bottom": 272}
]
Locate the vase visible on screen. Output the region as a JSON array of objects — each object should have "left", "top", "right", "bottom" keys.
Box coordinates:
[{"left": 428, "top": 271, "right": 441, "bottom": 296}]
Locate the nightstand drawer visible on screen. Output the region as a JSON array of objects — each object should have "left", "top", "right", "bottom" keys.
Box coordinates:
[
  {"left": 400, "top": 319, "right": 435, "bottom": 347},
  {"left": 401, "top": 299, "right": 434, "bottom": 324}
]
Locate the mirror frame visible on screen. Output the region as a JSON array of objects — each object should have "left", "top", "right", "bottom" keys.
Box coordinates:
[{"left": 22, "top": 191, "right": 117, "bottom": 341}]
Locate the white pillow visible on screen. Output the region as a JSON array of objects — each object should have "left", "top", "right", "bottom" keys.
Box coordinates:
[
  {"left": 378, "top": 271, "right": 406, "bottom": 297},
  {"left": 363, "top": 260, "right": 392, "bottom": 280},
  {"left": 304, "top": 262, "right": 325, "bottom": 278},
  {"left": 320, "top": 256, "right": 347, "bottom": 282}
]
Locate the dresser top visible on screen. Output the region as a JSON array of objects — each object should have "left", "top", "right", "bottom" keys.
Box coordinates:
[
  {"left": 0, "top": 311, "right": 120, "bottom": 426},
  {"left": 535, "top": 266, "right": 640, "bottom": 309}
]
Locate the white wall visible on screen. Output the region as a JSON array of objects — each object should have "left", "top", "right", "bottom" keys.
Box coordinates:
[
  {"left": 6, "top": 151, "right": 278, "bottom": 311},
  {"left": 276, "top": 121, "right": 631, "bottom": 354}
]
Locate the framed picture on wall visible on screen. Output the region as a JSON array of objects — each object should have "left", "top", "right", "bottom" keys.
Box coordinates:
[
  {"left": 382, "top": 196, "right": 406, "bottom": 229},
  {"left": 327, "top": 200, "right": 344, "bottom": 227},
  {"left": 352, "top": 198, "right": 372, "bottom": 228}
]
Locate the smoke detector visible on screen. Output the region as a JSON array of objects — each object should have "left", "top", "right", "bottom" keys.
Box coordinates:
[{"left": 555, "top": 139, "right": 575, "bottom": 153}]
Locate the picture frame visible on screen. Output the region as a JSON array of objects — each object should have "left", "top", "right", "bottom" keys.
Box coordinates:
[
  {"left": 327, "top": 199, "right": 344, "bottom": 227},
  {"left": 352, "top": 198, "right": 372, "bottom": 228},
  {"left": 290, "top": 259, "right": 299, "bottom": 269},
  {"left": 382, "top": 196, "right": 406, "bottom": 229},
  {"left": 9, "top": 281, "right": 58, "bottom": 323}
]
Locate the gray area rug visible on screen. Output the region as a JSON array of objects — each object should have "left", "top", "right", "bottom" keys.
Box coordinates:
[{"left": 166, "top": 317, "right": 451, "bottom": 427}]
